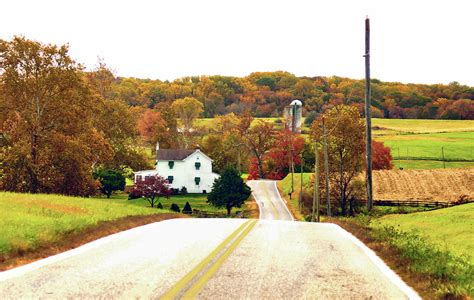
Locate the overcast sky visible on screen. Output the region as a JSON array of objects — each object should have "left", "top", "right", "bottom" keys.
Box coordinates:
[{"left": 1, "top": 0, "right": 473, "bottom": 85}]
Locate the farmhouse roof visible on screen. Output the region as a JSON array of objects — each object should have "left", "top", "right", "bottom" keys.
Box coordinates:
[{"left": 156, "top": 149, "right": 195, "bottom": 161}]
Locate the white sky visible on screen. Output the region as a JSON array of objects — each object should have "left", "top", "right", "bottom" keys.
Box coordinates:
[{"left": 1, "top": 0, "right": 473, "bottom": 85}]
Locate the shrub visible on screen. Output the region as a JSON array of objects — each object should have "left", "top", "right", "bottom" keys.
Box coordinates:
[
  {"left": 182, "top": 201, "right": 192, "bottom": 214},
  {"left": 93, "top": 168, "right": 126, "bottom": 198},
  {"left": 171, "top": 188, "right": 180, "bottom": 195},
  {"left": 180, "top": 186, "right": 188, "bottom": 195},
  {"left": 170, "top": 203, "right": 180, "bottom": 212},
  {"left": 128, "top": 190, "right": 142, "bottom": 200},
  {"left": 157, "top": 202, "right": 163, "bottom": 209}
]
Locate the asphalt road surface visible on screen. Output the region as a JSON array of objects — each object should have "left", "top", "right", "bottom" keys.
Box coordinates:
[
  {"left": 0, "top": 181, "right": 420, "bottom": 299},
  {"left": 246, "top": 179, "right": 294, "bottom": 221}
]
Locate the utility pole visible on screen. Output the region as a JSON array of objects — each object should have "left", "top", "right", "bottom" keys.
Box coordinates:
[
  {"left": 299, "top": 158, "right": 304, "bottom": 211},
  {"left": 364, "top": 16, "right": 373, "bottom": 211},
  {"left": 312, "top": 141, "right": 320, "bottom": 222},
  {"left": 322, "top": 119, "right": 331, "bottom": 217},
  {"left": 290, "top": 104, "right": 297, "bottom": 198}
]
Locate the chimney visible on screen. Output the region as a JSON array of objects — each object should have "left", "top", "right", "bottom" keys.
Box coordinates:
[
  {"left": 156, "top": 142, "right": 160, "bottom": 152},
  {"left": 195, "top": 144, "right": 201, "bottom": 151}
]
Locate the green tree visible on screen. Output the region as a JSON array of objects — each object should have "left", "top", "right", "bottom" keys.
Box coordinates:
[
  {"left": 93, "top": 168, "right": 126, "bottom": 198},
  {"left": 207, "top": 167, "right": 251, "bottom": 216}
]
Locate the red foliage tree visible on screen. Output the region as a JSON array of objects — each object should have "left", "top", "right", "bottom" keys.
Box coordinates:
[
  {"left": 372, "top": 140, "right": 393, "bottom": 170},
  {"left": 265, "top": 129, "right": 305, "bottom": 180},
  {"left": 131, "top": 176, "right": 171, "bottom": 207},
  {"left": 247, "top": 129, "right": 305, "bottom": 180}
]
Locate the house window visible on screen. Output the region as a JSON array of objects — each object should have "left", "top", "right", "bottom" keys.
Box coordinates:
[
  {"left": 168, "top": 161, "right": 174, "bottom": 169},
  {"left": 195, "top": 162, "right": 201, "bottom": 170},
  {"left": 144, "top": 175, "right": 150, "bottom": 181},
  {"left": 167, "top": 176, "right": 174, "bottom": 184},
  {"left": 194, "top": 177, "right": 201, "bottom": 185},
  {"left": 136, "top": 175, "right": 142, "bottom": 182}
]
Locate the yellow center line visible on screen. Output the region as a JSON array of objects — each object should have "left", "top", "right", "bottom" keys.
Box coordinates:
[
  {"left": 182, "top": 219, "right": 258, "bottom": 299},
  {"left": 262, "top": 182, "right": 280, "bottom": 220},
  {"left": 161, "top": 219, "right": 256, "bottom": 300}
]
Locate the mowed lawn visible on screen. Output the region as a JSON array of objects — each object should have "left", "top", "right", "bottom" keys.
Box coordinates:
[
  {"left": 0, "top": 192, "right": 170, "bottom": 256},
  {"left": 109, "top": 193, "right": 227, "bottom": 215},
  {"left": 372, "top": 203, "right": 474, "bottom": 262}
]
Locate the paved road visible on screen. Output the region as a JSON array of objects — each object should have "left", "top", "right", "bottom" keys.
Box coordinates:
[
  {"left": 0, "top": 181, "right": 420, "bottom": 299},
  {"left": 247, "top": 179, "right": 293, "bottom": 221}
]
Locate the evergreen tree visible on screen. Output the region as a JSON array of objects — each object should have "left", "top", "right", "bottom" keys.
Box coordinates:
[
  {"left": 93, "top": 168, "right": 126, "bottom": 198},
  {"left": 182, "top": 201, "right": 192, "bottom": 214},
  {"left": 207, "top": 166, "right": 251, "bottom": 216}
]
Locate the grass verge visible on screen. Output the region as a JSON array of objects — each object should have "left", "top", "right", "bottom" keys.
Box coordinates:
[
  {"left": 329, "top": 211, "right": 474, "bottom": 299},
  {"left": 372, "top": 203, "right": 474, "bottom": 262},
  {"left": 0, "top": 192, "right": 183, "bottom": 270}
]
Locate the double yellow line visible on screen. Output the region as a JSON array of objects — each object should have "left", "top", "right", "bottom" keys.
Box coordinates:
[
  {"left": 261, "top": 182, "right": 280, "bottom": 220},
  {"left": 161, "top": 219, "right": 258, "bottom": 299}
]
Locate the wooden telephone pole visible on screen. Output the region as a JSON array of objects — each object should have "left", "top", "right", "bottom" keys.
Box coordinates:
[
  {"left": 364, "top": 17, "right": 373, "bottom": 211},
  {"left": 312, "top": 141, "right": 320, "bottom": 222},
  {"left": 322, "top": 119, "right": 331, "bottom": 216}
]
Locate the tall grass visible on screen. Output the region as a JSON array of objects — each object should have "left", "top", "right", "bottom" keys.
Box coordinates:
[{"left": 372, "top": 225, "right": 473, "bottom": 297}]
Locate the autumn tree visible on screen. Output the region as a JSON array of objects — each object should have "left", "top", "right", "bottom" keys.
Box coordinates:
[
  {"left": 130, "top": 176, "right": 171, "bottom": 207},
  {"left": 0, "top": 36, "right": 112, "bottom": 195},
  {"left": 171, "top": 97, "right": 203, "bottom": 147},
  {"left": 372, "top": 140, "right": 393, "bottom": 170},
  {"left": 265, "top": 129, "right": 305, "bottom": 180},
  {"left": 137, "top": 109, "right": 167, "bottom": 152},
  {"left": 243, "top": 120, "right": 275, "bottom": 178},
  {"left": 311, "top": 105, "right": 365, "bottom": 216},
  {"left": 86, "top": 64, "right": 150, "bottom": 172}
]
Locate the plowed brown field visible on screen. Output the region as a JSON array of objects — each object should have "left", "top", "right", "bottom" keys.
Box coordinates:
[{"left": 373, "top": 168, "right": 474, "bottom": 202}]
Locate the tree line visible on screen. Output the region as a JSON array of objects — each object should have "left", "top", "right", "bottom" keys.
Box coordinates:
[{"left": 112, "top": 70, "right": 473, "bottom": 120}]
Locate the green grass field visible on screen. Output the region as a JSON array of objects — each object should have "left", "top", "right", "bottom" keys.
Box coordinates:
[
  {"left": 372, "top": 203, "right": 474, "bottom": 262},
  {"left": 0, "top": 192, "right": 169, "bottom": 256},
  {"left": 372, "top": 119, "right": 474, "bottom": 168},
  {"left": 112, "top": 193, "right": 226, "bottom": 214}
]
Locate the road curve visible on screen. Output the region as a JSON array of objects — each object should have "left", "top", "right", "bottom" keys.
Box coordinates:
[
  {"left": 247, "top": 179, "right": 294, "bottom": 221},
  {"left": 0, "top": 218, "right": 419, "bottom": 299}
]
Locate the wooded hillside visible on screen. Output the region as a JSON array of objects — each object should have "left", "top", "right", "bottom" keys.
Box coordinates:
[{"left": 111, "top": 72, "right": 474, "bottom": 119}]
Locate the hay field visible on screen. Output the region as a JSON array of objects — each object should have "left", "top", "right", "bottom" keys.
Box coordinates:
[{"left": 373, "top": 169, "right": 474, "bottom": 202}]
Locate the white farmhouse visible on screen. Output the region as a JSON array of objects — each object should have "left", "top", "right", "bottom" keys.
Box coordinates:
[{"left": 134, "top": 145, "right": 220, "bottom": 194}]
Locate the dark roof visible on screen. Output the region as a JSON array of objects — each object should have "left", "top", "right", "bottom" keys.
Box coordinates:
[{"left": 157, "top": 149, "right": 195, "bottom": 161}]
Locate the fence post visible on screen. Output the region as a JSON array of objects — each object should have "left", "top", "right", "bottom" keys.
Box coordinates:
[{"left": 442, "top": 146, "right": 446, "bottom": 169}]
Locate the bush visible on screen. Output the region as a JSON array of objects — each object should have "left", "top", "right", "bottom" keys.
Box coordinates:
[
  {"left": 180, "top": 186, "right": 188, "bottom": 195},
  {"left": 128, "top": 190, "right": 142, "bottom": 200},
  {"left": 157, "top": 202, "right": 163, "bottom": 209},
  {"left": 171, "top": 188, "right": 180, "bottom": 195},
  {"left": 182, "top": 201, "right": 192, "bottom": 214},
  {"left": 170, "top": 203, "right": 180, "bottom": 212}
]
